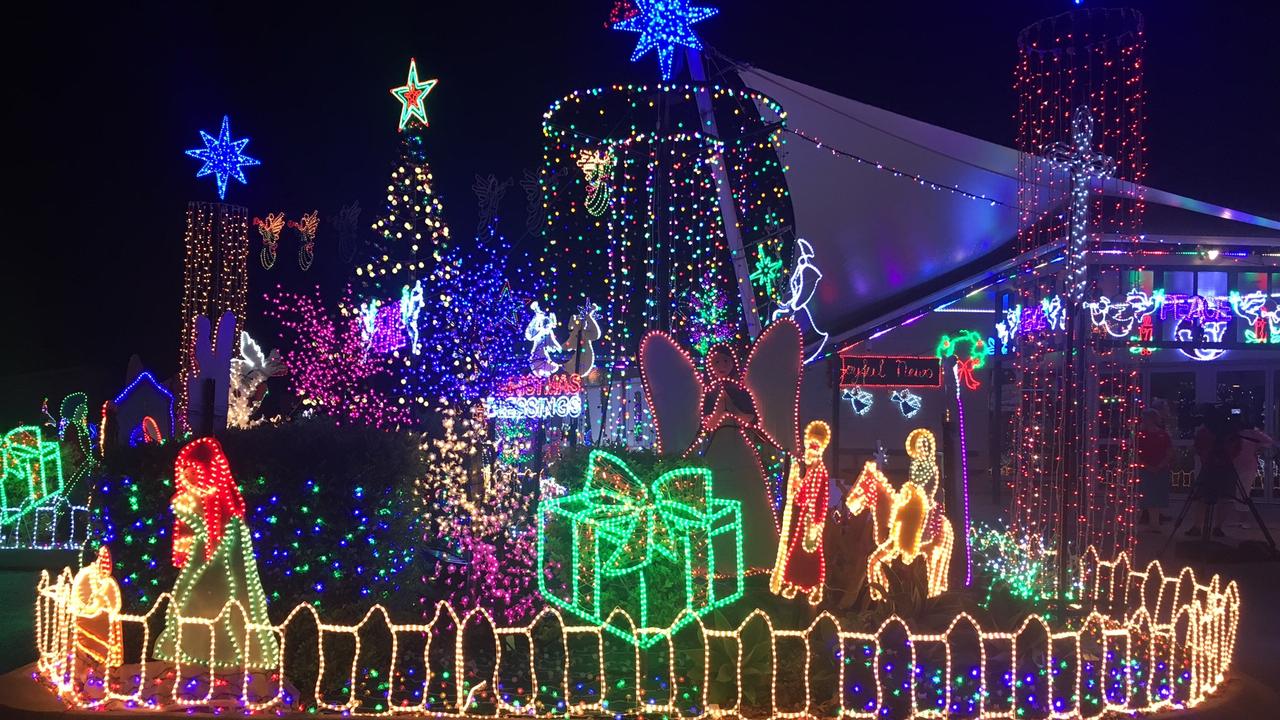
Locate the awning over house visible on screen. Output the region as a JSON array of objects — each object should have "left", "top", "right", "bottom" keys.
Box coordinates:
[{"left": 735, "top": 65, "right": 1280, "bottom": 352}]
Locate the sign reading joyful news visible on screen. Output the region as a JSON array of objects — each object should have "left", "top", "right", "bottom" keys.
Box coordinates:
[{"left": 839, "top": 355, "right": 942, "bottom": 388}]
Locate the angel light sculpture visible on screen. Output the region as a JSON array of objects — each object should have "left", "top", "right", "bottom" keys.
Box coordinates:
[{"left": 640, "top": 319, "right": 803, "bottom": 568}]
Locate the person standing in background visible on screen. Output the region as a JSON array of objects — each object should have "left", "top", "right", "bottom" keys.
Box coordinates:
[
  {"left": 1137, "top": 409, "right": 1173, "bottom": 532},
  {"left": 1189, "top": 407, "right": 1241, "bottom": 538},
  {"left": 1229, "top": 419, "right": 1274, "bottom": 529}
]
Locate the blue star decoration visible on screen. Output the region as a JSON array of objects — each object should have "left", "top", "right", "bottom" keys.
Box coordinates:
[
  {"left": 612, "top": 0, "right": 719, "bottom": 82},
  {"left": 185, "top": 116, "right": 259, "bottom": 200}
]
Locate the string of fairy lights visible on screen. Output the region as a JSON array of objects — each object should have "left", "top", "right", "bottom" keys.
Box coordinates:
[
  {"left": 1010, "top": 7, "right": 1147, "bottom": 564},
  {"left": 530, "top": 83, "right": 791, "bottom": 381},
  {"left": 36, "top": 4, "right": 1249, "bottom": 720}
]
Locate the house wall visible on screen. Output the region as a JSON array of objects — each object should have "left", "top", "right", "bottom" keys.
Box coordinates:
[{"left": 800, "top": 300, "right": 998, "bottom": 489}]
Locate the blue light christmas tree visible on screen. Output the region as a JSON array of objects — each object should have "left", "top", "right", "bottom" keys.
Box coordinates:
[{"left": 408, "top": 215, "right": 528, "bottom": 409}]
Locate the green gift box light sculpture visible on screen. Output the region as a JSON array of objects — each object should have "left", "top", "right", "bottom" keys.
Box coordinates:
[{"left": 537, "top": 449, "right": 744, "bottom": 647}]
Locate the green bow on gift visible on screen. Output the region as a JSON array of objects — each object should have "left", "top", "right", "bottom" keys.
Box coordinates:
[{"left": 580, "top": 449, "right": 714, "bottom": 576}]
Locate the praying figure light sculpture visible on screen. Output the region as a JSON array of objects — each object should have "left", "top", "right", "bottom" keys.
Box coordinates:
[
  {"left": 154, "top": 437, "right": 278, "bottom": 669},
  {"left": 771, "top": 420, "right": 832, "bottom": 604}
]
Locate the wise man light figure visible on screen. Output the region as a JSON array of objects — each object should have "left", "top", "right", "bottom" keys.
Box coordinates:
[
  {"left": 772, "top": 238, "right": 828, "bottom": 362},
  {"left": 771, "top": 420, "right": 832, "bottom": 604}
]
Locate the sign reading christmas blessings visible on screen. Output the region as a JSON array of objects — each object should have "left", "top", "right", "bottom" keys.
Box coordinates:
[
  {"left": 484, "top": 373, "right": 583, "bottom": 420},
  {"left": 839, "top": 355, "right": 942, "bottom": 388}
]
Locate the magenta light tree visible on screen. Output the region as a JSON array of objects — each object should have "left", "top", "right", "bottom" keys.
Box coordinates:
[{"left": 265, "top": 286, "right": 411, "bottom": 429}]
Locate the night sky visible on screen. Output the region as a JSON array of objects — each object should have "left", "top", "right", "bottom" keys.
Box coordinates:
[{"left": 6, "top": 1, "right": 1277, "bottom": 398}]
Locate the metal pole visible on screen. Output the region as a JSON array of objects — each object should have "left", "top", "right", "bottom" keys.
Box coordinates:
[{"left": 685, "top": 48, "right": 763, "bottom": 339}]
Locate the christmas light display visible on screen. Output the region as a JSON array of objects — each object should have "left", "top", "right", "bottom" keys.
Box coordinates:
[
  {"left": 415, "top": 407, "right": 546, "bottom": 625},
  {"left": 184, "top": 116, "right": 259, "bottom": 200},
  {"left": 537, "top": 448, "right": 744, "bottom": 647},
  {"left": 110, "top": 371, "right": 176, "bottom": 444},
  {"left": 153, "top": 438, "right": 278, "bottom": 669},
  {"left": 1011, "top": 6, "right": 1145, "bottom": 567},
  {"left": 968, "top": 523, "right": 1066, "bottom": 609},
  {"left": 399, "top": 279, "right": 425, "bottom": 355},
  {"left": 770, "top": 420, "right": 830, "bottom": 604},
  {"left": 403, "top": 220, "right": 527, "bottom": 410},
  {"left": 839, "top": 355, "right": 942, "bottom": 388},
  {"left": 1040, "top": 294, "right": 1067, "bottom": 331},
  {"left": 1, "top": 425, "right": 64, "bottom": 513},
  {"left": 389, "top": 58, "right": 437, "bottom": 131},
  {"left": 575, "top": 146, "right": 616, "bottom": 216},
  {"left": 290, "top": 209, "right": 319, "bottom": 270},
  {"left": 483, "top": 384, "right": 583, "bottom": 421},
  {"left": 0, "top": 494, "right": 89, "bottom": 550},
  {"left": 935, "top": 330, "right": 987, "bottom": 391},
  {"left": 529, "top": 82, "right": 788, "bottom": 384},
  {"left": 846, "top": 430, "right": 953, "bottom": 600},
  {"left": 770, "top": 238, "right": 827, "bottom": 362},
  {"left": 1229, "top": 290, "right": 1279, "bottom": 344},
  {"left": 177, "top": 202, "right": 249, "bottom": 432},
  {"left": 610, "top": 0, "right": 719, "bottom": 81},
  {"left": 360, "top": 68, "right": 450, "bottom": 300},
  {"left": 935, "top": 331, "right": 983, "bottom": 584},
  {"left": 1082, "top": 288, "right": 1246, "bottom": 360},
  {"left": 1174, "top": 315, "right": 1229, "bottom": 361},
  {"left": 358, "top": 297, "right": 407, "bottom": 355},
  {"left": 525, "top": 302, "right": 562, "bottom": 377},
  {"left": 889, "top": 389, "right": 922, "bottom": 419},
  {"left": 265, "top": 287, "right": 410, "bottom": 429},
  {"left": 186, "top": 311, "right": 236, "bottom": 432},
  {"left": 252, "top": 212, "right": 285, "bottom": 269},
  {"left": 69, "top": 546, "right": 123, "bottom": 668},
  {"left": 39, "top": 546, "right": 1238, "bottom": 716},
  {"left": 749, "top": 243, "right": 784, "bottom": 301},
  {"left": 640, "top": 320, "right": 802, "bottom": 569},
  {"left": 1044, "top": 106, "right": 1115, "bottom": 301},
  {"left": 140, "top": 417, "right": 163, "bottom": 444},
  {"left": 561, "top": 302, "right": 601, "bottom": 378},
  {"left": 1084, "top": 288, "right": 1157, "bottom": 339},
  {"left": 842, "top": 387, "right": 873, "bottom": 416},
  {"left": 227, "top": 331, "right": 286, "bottom": 429},
  {"left": 686, "top": 278, "right": 737, "bottom": 356}
]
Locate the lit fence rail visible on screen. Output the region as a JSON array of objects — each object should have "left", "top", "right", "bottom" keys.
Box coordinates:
[{"left": 35, "top": 546, "right": 1239, "bottom": 718}]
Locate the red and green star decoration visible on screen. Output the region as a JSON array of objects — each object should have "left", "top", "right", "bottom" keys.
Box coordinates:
[{"left": 390, "top": 58, "right": 438, "bottom": 130}]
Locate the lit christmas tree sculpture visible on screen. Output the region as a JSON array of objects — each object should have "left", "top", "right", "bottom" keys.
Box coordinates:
[{"left": 358, "top": 58, "right": 450, "bottom": 302}]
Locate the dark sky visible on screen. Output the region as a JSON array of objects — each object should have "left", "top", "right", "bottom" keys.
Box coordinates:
[{"left": 6, "top": 1, "right": 1277, "bottom": 391}]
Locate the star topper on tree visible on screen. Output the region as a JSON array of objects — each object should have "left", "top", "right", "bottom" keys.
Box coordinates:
[
  {"left": 611, "top": 0, "right": 719, "bottom": 82},
  {"left": 185, "top": 115, "right": 259, "bottom": 200},
  {"left": 390, "top": 58, "right": 438, "bottom": 130}
]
